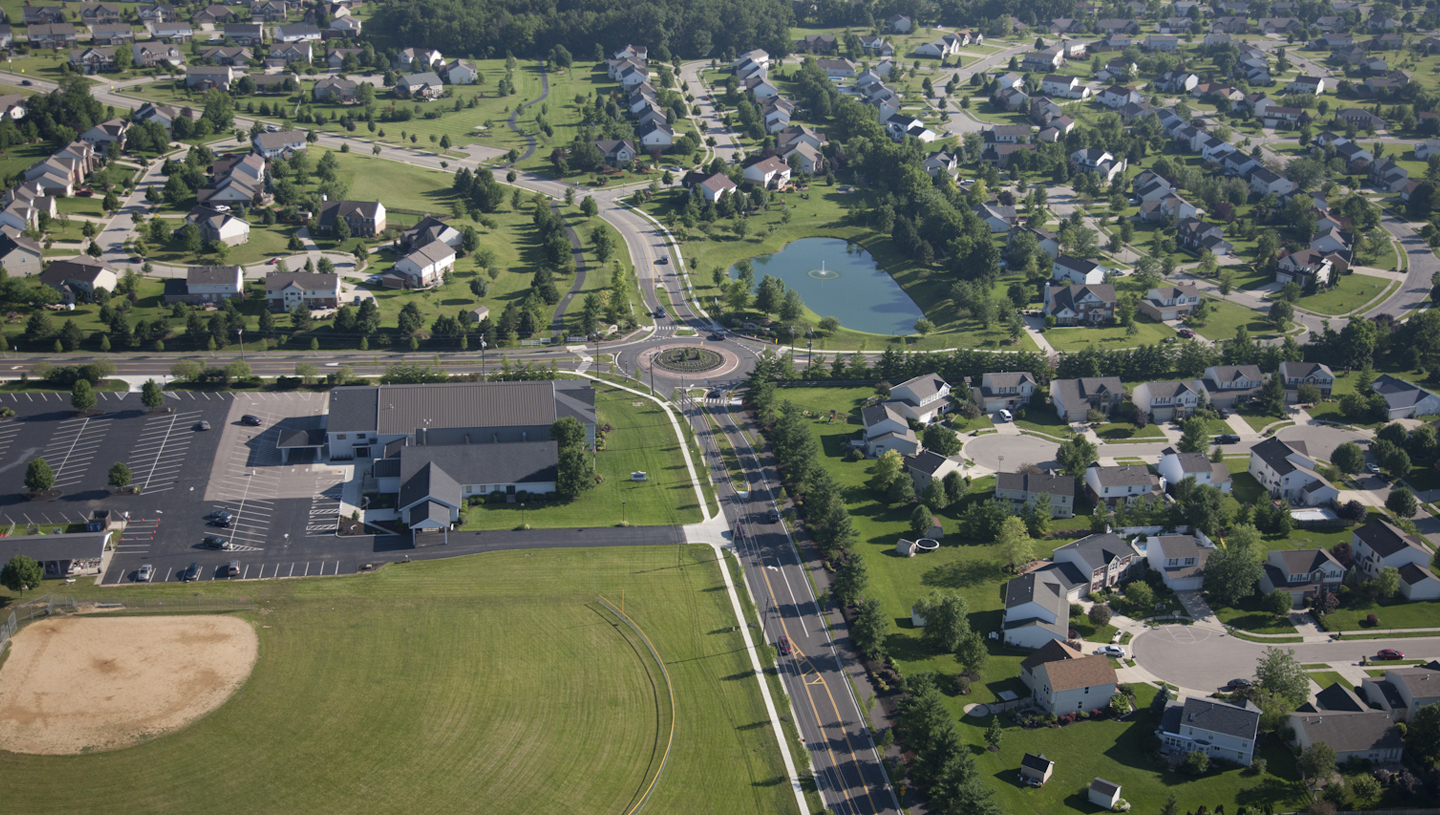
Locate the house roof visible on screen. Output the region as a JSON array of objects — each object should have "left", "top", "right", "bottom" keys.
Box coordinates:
[
  {"left": 1384, "top": 664, "right": 1440, "bottom": 700},
  {"left": 398, "top": 71, "right": 443, "bottom": 89},
  {"left": 399, "top": 241, "right": 455, "bottom": 270},
  {"left": 903, "top": 450, "right": 953, "bottom": 476},
  {"left": 1294, "top": 711, "right": 1404, "bottom": 754},
  {"left": 1057, "top": 531, "right": 1134, "bottom": 572},
  {"left": 1047, "top": 284, "right": 1117, "bottom": 312},
  {"left": 1054, "top": 254, "right": 1103, "bottom": 276},
  {"left": 1399, "top": 562, "right": 1439, "bottom": 586},
  {"left": 996, "top": 471, "right": 1075, "bottom": 498},
  {"left": 263, "top": 271, "right": 338, "bottom": 292},
  {"left": 1354, "top": 518, "right": 1429, "bottom": 559},
  {"left": 1091, "top": 779, "right": 1120, "bottom": 797},
  {"left": 1019, "top": 639, "right": 1082, "bottom": 671},
  {"left": 1269, "top": 548, "right": 1340, "bottom": 575},
  {"left": 982, "top": 371, "right": 1035, "bottom": 391},
  {"left": 861, "top": 403, "right": 904, "bottom": 428},
  {"left": 1021, "top": 753, "right": 1053, "bottom": 772},
  {"left": 398, "top": 442, "right": 558, "bottom": 510},
  {"left": 1251, "top": 436, "right": 1305, "bottom": 476},
  {"left": 1051, "top": 377, "right": 1124, "bottom": 409},
  {"left": 185, "top": 264, "right": 241, "bottom": 286},
  {"left": 1371, "top": 374, "right": 1430, "bottom": 410},
  {"left": 253, "top": 129, "right": 306, "bottom": 150},
  {"left": 326, "top": 381, "right": 596, "bottom": 436},
  {"left": 1278, "top": 361, "right": 1333, "bottom": 380},
  {"left": 40, "top": 257, "right": 114, "bottom": 285},
  {"left": 1170, "top": 697, "right": 1260, "bottom": 740},
  {"left": 1042, "top": 654, "right": 1117, "bottom": 692},
  {"left": 1303, "top": 682, "right": 1368, "bottom": 713}
]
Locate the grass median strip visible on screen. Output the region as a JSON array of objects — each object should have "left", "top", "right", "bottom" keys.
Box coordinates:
[{"left": 705, "top": 409, "right": 748, "bottom": 492}]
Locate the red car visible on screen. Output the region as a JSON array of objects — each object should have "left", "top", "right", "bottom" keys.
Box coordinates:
[
  {"left": 1376, "top": 649, "right": 1405, "bottom": 660},
  {"left": 267, "top": 257, "right": 281, "bottom": 265},
  {"left": 1177, "top": 328, "right": 1195, "bottom": 339},
  {"left": 75, "top": 189, "right": 93, "bottom": 197},
  {"left": 777, "top": 636, "right": 792, "bottom": 656}
]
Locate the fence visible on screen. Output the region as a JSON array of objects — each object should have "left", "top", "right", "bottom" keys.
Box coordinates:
[
  {"left": 77, "top": 596, "right": 254, "bottom": 615},
  {"left": 0, "top": 610, "right": 14, "bottom": 656},
  {"left": 597, "top": 595, "right": 674, "bottom": 815}
]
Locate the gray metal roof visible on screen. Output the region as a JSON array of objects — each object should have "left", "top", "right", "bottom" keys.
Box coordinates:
[
  {"left": 996, "top": 471, "right": 1074, "bottom": 498},
  {"left": 0, "top": 532, "right": 108, "bottom": 563},
  {"left": 398, "top": 442, "right": 558, "bottom": 509},
  {"left": 327, "top": 381, "right": 596, "bottom": 436},
  {"left": 1294, "top": 711, "right": 1403, "bottom": 754}
]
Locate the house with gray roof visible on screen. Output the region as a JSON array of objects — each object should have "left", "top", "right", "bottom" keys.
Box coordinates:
[
  {"left": 1131, "top": 379, "right": 1205, "bottom": 422},
  {"left": 1083, "top": 465, "right": 1161, "bottom": 508},
  {"left": 1278, "top": 361, "right": 1333, "bottom": 402},
  {"left": 1050, "top": 377, "right": 1124, "bottom": 422},
  {"left": 887, "top": 373, "right": 952, "bottom": 423},
  {"left": 1361, "top": 662, "right": 1440, "bottom": 721},
  {"left": 264, "top": 271, "right": 338, "bottom": 312},
  {"left": 1370, "top": 374, "right": 1440, "bottom": 420},
  {"left": 1053, "top": 531, "right": 1141, "bottom": 594},
  {"left": 252, "top": 128, "right": 307, "bottom": 159},
  {"left": 996, "top": 472, "right": 1075, "bottom": 517},
  {"left": 859, "top": 403, "right": 918, "bottom": 457},
  {"left": 971, "top": 371, "right": 1035, "bottom": 413},
  {"left": 1157, "top": 448, "right": 1230, "bottom": 494},
  {"left": 397, "top": 71, "right": 444, "bottom": 99},
  {"left": 1290, "top": 686, "right": 1404, "bottom": 764},
  {"left": 1259, "top": 548, "right": 1344, "bottom": 607},
  {"left": 1001, "top": 569, "right": 1072, "bottom": 649},
  {"left": 1144, "top": 532, "right": 1214, "bottom": 590},
  {"left": 1351, "top": 518, "right": 1435, "bottom": 581},
  {"left": 1159, "top": 698, "right": 1261, "bottom": 765}
]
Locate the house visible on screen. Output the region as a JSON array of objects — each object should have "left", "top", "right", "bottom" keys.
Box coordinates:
[
  {"left": 1277, "top": 361, "right": 1333, "bottom": 403},
  {"left": 1001, "top": 571, "right": 1071, "bottom": 648},
  {"left": 1361, "top": 663, "right": 1440, "bottom": 721},
  {"left": 147, "top": 21, "right": 193, "bottom": 41},
  {"left": 1159, "top": 698, "right": 1261, "bottom": 766},
  {"left": 164, "top": 264, "right": 243, "bottom": 304},
  {"left": 1098, "top": 18, "right": 1141, "bottom": 35},
  {"left": 264, "top": 272, "right": 339, "bottom": 311},
  {"left": 1340, "top": 107, "right": 1388, "bottom": 131},
  {"left": 1051, "top": 377, "right": 1124, "bottom": 422},
  {"left": 1398, "top": 563, "right": 1440, "bottom": 601},
  {"left": 399, "top": 47, "right": 443, "bottom": 70},
  {"left": 1020, "top": 753, "right": 1055, "bottom": 786},
  {"left": 1030, "top": 96, "right": 1064, "bottom": 125},
  {"left": 251, "top": 0, "right": 289, "bottom": 22},
  {"left": 1351, "top": 519, "right": 1435, "bottom": 585},
  {"left": 860, "top": 403, "right": 919, "bottom": 457},
  {"left": 742, "top": 156, "right": 790, "bottom": 189},
  {"left": 1286, "top": 76, "right": 1325, "bottom": 96},
  {"left": 975, "top": 202, "right": 1019, "bottom": 233},
  {"left": 439, "top": 60, "right": 474, "bottom": 85},
  {"left": 1022, "top": 642, "right": 1117, "bottom": 714},
  {"left": 1276, "top": 248, "right": 1334, "bottom": 291},
  {"left": 315, "top": 199, "right": 385, "bottom": 237},
  {"left": 1247, "top": 436, "right": 1330, "bottom": 502},
  {"left": 328, "top": 15, "right": 361, "bottom": 36},
  {"left": 192, "top": 5, "right": 234, "bottom": 25},
  {"left": 0, "top": 231, "right": 43, "bottom": 278},
  {"left": 399, "top": 216, "right": 462, "bottom": 253},
  {"left": 858, "top": 35, "right": 893, "bottom": 56},
  {"left": 1056, "top": 532, "right": 1141, "bottom": 594},
  {"left": 923, "top": 151, "right": 958, "bottom": 178},
  {"left": 1145, "top": 532, "right": 1216, "bottom": 591},
  {"left": 396, "top": 72, "right": 444, "bottom": 100},
  {"left": 1021, "top": 47, "right": 1065, "bottom": 72},
  {"left": 1084, "top": 466, "right": 1162, "bottom": 508},
  {"left": 28, "top": 23, "right": 78, "bottom": 49},
  {"left": 274, "top": 23, "right": 322, "bottom": 42},
  {"left": 1141, "top": 194, "right": 1201, "bottom": 224},
  {"left": 313, "top": 76, "right": 358, "bottom": 104},
  {"left": 637, "top": 120, "right": 673, "bottom": 149},
  {"left": 1044, "top": 284, "right": 1116, "bottom": 325},
  {"left": 223, "top": 23, "right": 265, "bottom": 45},
  {"left": 392, "top": 242, "right": 455, "bottom": 288},
  {"left": 1259, "top": 548, "right": 1345, "bottom": 607},
  {"left": 1144, "top": 34, "right": 1179, "bottom": 51},
  {"left": 903, "top": 450, "right": 960, "bottom": 494},
  {"left": 589, "top": 139, "right": 635, "bottom": 167},
  {"left": 1098, "top": 85, "right": 1142, "bottom": 109},
  {"left": 185, "top": 206, "right": 250, "bottom": 246},
  {"left": 794, "top": 33, "right": 837, "bottom": 53},
  {"left": 200, "top": 45, "right": 251, "bottom": 64},
  {"left": 816, "top": 58, "right": 854, "bottom": 79},
  {"left": 1069, "top": 147, "right": 1126, "bottom": 182},
  {"left": 38, "top": 258, "right": 118, "bottom": 303},
  {"left": 1290, "top": 707, "right": 1405, "bottom": 764},
  {"left": 1048, "top": 256, "right": 1109, "bottom": 288},
  {"left": 1159, "top": 446, "right": 1232, "bottom": 493},
  {"left": 88, "top": 23, "right": 134, "bottom": 45},
  {"left": 1202, "top": 364, "right": 1265, "bottom": 411},
  {"left": 1131, "top": 380, "right": 1204, "bottom": 423},
  {"left": 1370, "top": 157, "right": 1409, "bottom": 192},
  {"left": 78, "top": 3, "right": 122, "bottom": 25},
  {"left": 1138, "top": 285, "right": 1201, "bottom": 322},
  {"left": 79, "top": 118, "right": 128, "bottom": 154},
  {"left": 1089, "top": 779, "right": 1122, "bottom": 810},
  {"left": 69, "top": 46, "right": 117, "bottom": 73},
  {"left": 252, "top": 129, "right": 307, "bottom": 159},
  {"left": 887, "top": 14, "right": 911, "bottom": 33},
  {"left": 1371, "top": 374, "right": 1440, "bottom": 420},
  {"left": 984, "top": 124, "right": 1031, "bottom": 146},
  {"left": 1010, "top": 226, "right": 1060, "bottom": 260},
  {"left": 692, "top": 172, "right": 736, "bottom": 203},
  {"left": 270, "top": 41, "right": 312, "bottom": 63},
  {"left": 186, "top": 65, "right": 237, "bottom": 90},
  {"left": 132, "top": 40, "right": 185, "bottom": 67},
  {"left": 970, "top": 371, "right": 1035, "bottom": 413},
  {"left": 1042, "top": 74, "right": 1086, "bottom": 99},
  {"left": 1249, "top": 166, "right": 1297, "bottom": 198},
  {"left": 888, "top": 373, "right": 952, "bottom": 423},
  {"left": 324, "top": 47, "right": 363, "bottom": 69},
  {"left": 21, "top": 7, "right": 66, "bottom": 25},
  {"left": 993, "top": 86, "right": 1031, "bottom": 112},
  {"left": 996, "top": 472, "right": 1076, "bottom": 518}
]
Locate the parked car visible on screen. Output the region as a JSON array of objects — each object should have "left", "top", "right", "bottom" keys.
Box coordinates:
[
  {"left": 777, "top": 636, "right": 792, "bottom": 656},
  {"left": 182, "top": 562, "right": 201, "bottom": 582},
  {"left": 227, "top": 560, "right": 241, "bottom": 577},
  {"left": 1225, "top": 678, "right": 1252, "bottom": 689},
  {"left": 997, "top": 409, "right": 1013, "bottom": 422},
  {"left": 206, "top": 510, "right": 233, "bottom": 527},
  {"left": 241, "top": 414, "right": 262, "bottom": 426},
  {"left": 1367, "top": 463, "right": 1382, "bottom": 474},
  {"left": 768, "top": 508, "right": 780, "bottom": 523},
  {"left": 202, "top": 535, "right": 228, "bottom": 549},
  {"left": 1376, "top": 649, "right": 1405, "bottom": 660},
  {"left": 137, "top": 564, "right": 154, "bottom": 582},
  {"left": 1095, "top": 645, "right": 1125, "bottom": 657},
  {"left": 195, "top": 420, "right": 211, "bottom": 431},
  {"left": 1177, "top": 328, "right": 1195, "bottom": 339},
  {"left": 707, "top": 389, "right": 722, "bottom": 399},
  {"left": 1217, "top": 434, "right": 1241, "bottom": 444}
]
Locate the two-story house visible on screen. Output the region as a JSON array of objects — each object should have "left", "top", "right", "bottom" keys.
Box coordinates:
[
  {"left": 1157, "top": 448, "right": 1231, "bottom": 494},
  {"left": 1084, "top": 465, "right": 1162, "bottom": 508},
  {"left": 1045, "top": 284, "right": 1116, "bottom": 325},
  {"left": 1351, "top": 518, "right": 1435, "bottom": 581},
  {"left": 1259, "top": 548, "right": 1345, "bottom": 607},
  {"left": 1145, "top": 532, "right": 1215, "bottom": 591},
  {"left": 1159, "top": 698, "right": 1261, "bottom": 765},
  {"left": 1290, "top": 700, "right": 1404, "bottom": 764},
  {"left": 1054, "top": 531, "right": 1141, "bottom": 594},
  {"left": 1277, "top": 361, "right": 1334, "bottom": 403},
  {"left": 1360, "top": 662, "right": 1440, "bottom": 720},
  {"left": 1001, "top": 570, "right": 1071, "bottom": 648},
  {"left": 1021, "top": 641, "right": 1118, "bottom": 713},
  {"left": 970, "top": 371, "right": 1036, "bottom": 413},
  {"left": 1050, "top": 376, "right": 1125, "bottom": 423},
  {"left": 1202, "top": 365, "right": 1265, "bottom": 411},
  {"left": 1131, "top": 379, "right": 1205, "bottom": 422},
  {"left": 1138, "top": 285, "right": 1201, "bottom": 321},
  {"left": 1052, "top": 255, "right": 1107, "bottom": 286},
  {"left": 1276, "top": 248, "right": 1335, "bottom": 291},
  {"left": 887, "top": 373, "right": 952, "bottom": 423},
  {"left": 1248, "top": 436, "right": 1339, "bottom": 505},
  {"left": 164, "top": 264, "right": 243, "bottom": 304},
  {"left": 904, "top": 450, "right": 960, "bottom": 494},
  {"left": 860, "top": 403, "right": 919, "bottom": 457},
  {"left": 996, "top": 472, "right": 1076, "bottom": 518},
  {"left": 315, "top": 199, "right": 385, "bottom": 237},
  {"left": 264, "top": 271, "right": 339, "bottom": 311},
  {"left": 1370, "top": 374, "right": 1440, "bottom": 420}
]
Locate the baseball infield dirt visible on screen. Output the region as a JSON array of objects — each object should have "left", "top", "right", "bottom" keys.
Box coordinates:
[{"left": 0, "top": 615, "right": 258, "bottom": 754}]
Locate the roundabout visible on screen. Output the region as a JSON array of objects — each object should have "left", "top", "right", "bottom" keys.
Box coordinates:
[{"left": 636, "top": 342, "right": 744, "bottom": 381}]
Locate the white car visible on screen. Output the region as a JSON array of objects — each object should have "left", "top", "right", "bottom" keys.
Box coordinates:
[
  {"left": 997, "top": 409, "right": 1013, "bottom": 422},
  {"left": 137, "top": 564, "right": 154, "bottom": 582},
  {"left": 1095, "top": 645, "right": 1125, "bottom": 658},
  {"left": 1366, "top": 463, "right": 1381, "bottom": 474}
]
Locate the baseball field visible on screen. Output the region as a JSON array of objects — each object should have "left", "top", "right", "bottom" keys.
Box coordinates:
[{"left": 0, "top": 545, "right": 798, "bottom": 815}]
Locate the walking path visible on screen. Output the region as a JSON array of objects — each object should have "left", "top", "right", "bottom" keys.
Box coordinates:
[{"left": 505, "top": 60, "right": 551, "bottom": 165}]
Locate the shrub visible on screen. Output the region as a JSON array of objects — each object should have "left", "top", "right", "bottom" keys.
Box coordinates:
[
  {"left": 1250, "top": 758, "right": 1267, "bottom": 775},
  {"left": 1185, "top": 749, "right": 1210, "bottom": 775},
  {"left": 1112, "top": 799, "right": 1130, "bottom": 813},
  {"left": 1070, "top": 602, "right": 1085, "bottom": 617},
  {"left": 953, "top": 674, "right": 971, "bottom": 695},
  {"left": 1367, "top": 613, "right": 1379, "bottom": 628}
]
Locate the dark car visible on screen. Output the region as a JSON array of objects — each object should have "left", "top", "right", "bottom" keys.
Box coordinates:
[
  {"left": 206, "top": 510, "right": 233, "bottom": 527},
  {"left": 1376, "top": 649, "right": 1405, "bottom": 660},
  {"left": 1217, "top": 434, "right": 1241, "bottom": 444},
  {"left": 707, "top": 389, "right": 723, "bottom": 399},
  {"left": 196, "top": 420, "right": 211, "bottom": 431},
  {"left": 656, "top": 256, "right": 668, "bottom": 265},
  {"left": 241, "top": 414, "right": 262, "bottom": 426},
  {"left": 707, "top": 332, "right": 725, "bottom": 341},
  {"left": 201, "top": 535, "right": 228, "bottom": 549},
  {"left": 768, "top": 508, "right": 780, "bottom": 523},
  {"left": 653, "top": 308, "right": 666, "bottom": 319},
  {"left": 777, "top": 636, "right": 792, "bottom": 656},
  {"left": 227, "top": 560, "right": 241, "bottom": 577},
  {"left": 1177, "top": 328, "right": 1195, "bottom": 339},
  {"left": 1226, "top": 678, "right": 1252, "bottom": 689},
  {"left": 182, "top": 562, "right": 202, "bottom": 582},
  {"left": 20, "top": 79, "right": 32, "bottom": 86}
]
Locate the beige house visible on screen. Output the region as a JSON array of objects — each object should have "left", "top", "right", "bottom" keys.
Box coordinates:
[
  {"left": 1021, "top": 640, "right": 1118, "bottom": 713},
  {"left": 995, "top": 472, "right": 1075, "bottom": 517}
]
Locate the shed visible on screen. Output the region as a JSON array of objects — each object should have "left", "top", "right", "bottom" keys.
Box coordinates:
[
  {"left": 1020, "top": 752, "right": 1054, "bottom": 786},
  {"left": 470, "top": 305, "right": 490, "bottom": 324},
  {"left": 1089, "top": 777, "right": 1121, "bottom": 809},
  {"left": 896, "top": 538, "right": 918, "bottom": 557},
  {"left": 910, "top": 604, "right": 927, "bottom": 627}
]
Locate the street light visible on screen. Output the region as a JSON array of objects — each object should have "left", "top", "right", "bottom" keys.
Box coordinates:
[
  {"left": 480, "top": 338, "right": 487, "bottom": 379},
  {"left": 520, "top": 502, "right": 526, "bottom": 528},
  {"left": 238, "top": 328, "right": 244, "bottom": 362},
  {"left": 623, "top": 500, "right": 627, "bottom": 526}
]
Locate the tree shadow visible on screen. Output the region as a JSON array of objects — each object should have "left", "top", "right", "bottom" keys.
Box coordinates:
[{"left": 921, "top": 557, "right": 1005, "bottom": 591}]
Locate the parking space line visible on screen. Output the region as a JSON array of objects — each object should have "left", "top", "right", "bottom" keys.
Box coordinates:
[{"left": 289, "top": 562, "right": 295, "bottom": 577}]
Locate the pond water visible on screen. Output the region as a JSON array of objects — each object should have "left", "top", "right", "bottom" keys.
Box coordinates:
[{"left": 728, "top": 238, "right": 925, "bottom": 336}]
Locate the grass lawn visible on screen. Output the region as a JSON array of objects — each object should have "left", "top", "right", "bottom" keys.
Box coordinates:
[
  {"left": 1209, "top": 593, "right": 1298, "bottom": 635},
  {"left": 460, "top": 386, "right": 703, "bottom": 530},
  {"left": 971, "top": 685, "right": 1308, "bottom": 815},
  {"left": 1095, "top": 422, "right": 1164, "bottom": 441},
  {"left": 0, "top": 546, "right": 796, "bottom": 815},
  {"left": 1190, "top": 298, "right": 1279, "bottom": 343},
  {"left": 1323, "top": 596, "right": 1440, "bottom": 631},
  {"left": 54, "top": 195, "right": 107, "bottom": 219},
  {"left": 1307, "top": 670, "right": 1350, "bottom": 690},
  {"left": 1237, "top": 410, "right": 1285, "bottom": 433},
  {"left": 1296, "top": 277, "right": 1395, "bottom": 316},
  {"left": 1042, "top": 319, "right": 1176, "bottom": 353},
  {"left": 1230, "top": 472, "right": 1265, "bottom": 505},
  {"left": 1012, "top": 404, "right": 1074, "bottom": 438}
]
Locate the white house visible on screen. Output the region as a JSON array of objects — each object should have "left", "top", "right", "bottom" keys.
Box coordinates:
[
  {"left": 1084, "top": 465, "right": 1162, "bottom": 508},
  {"left": 996, "top": 472, "right": 1076, "bottom": 518},
  {"left": 970, "top": 371, "right": 1035, "bottom": 413},
  {"left": 1159, "top": 698, "right": 1261, "bottom": 766},
  {"left": 742, "top": 156, "right": 790, "bottom": 189},
  {"left": 904, "top": 450, "right": 960, "bottom": 494},
  {"left": 1248, "top": 436, "right": 1338, "bottom": 505},
  {"left": 1351, "top": 518, "right": 1435, "bottom": 581},
  {"left": 1286, "top": 75, "right": 1326, "bottom": 94},
  {"left": 1145, "top": 532, "right": 1216, "bottom": 591},
  {"left": 1131, "top": 379, "right": 1205, "bottom": 422},
  {"left": 860, "top": 403, "right": 919, "bottom": 457},
  {"left": 1370, "top": 374, "right": 1440, "bottom": 420},
  {"left": 887, "top": 373, "right": 952, "bottom": 423},
  {"left": 1020, "top": 640, "right": 1118, "bottom": 713},
  {"left": 1361, "top": 663, "right": 1440, "bottom": 721},
  {"left": 1050, "top": 376, "right": 1124, "bottom": 422},
  {"left": 392, "top": 242, "right": 455, "bottom": 288},
  {"left": 1052, "top": 255, "right": 1107, "bottom": 285},
  {"left": 1001, "top": 570, "right": 1071, "bottom": 648},
  {"left": 1157, "top": 448, "right": 1231, "bottom": 494}
]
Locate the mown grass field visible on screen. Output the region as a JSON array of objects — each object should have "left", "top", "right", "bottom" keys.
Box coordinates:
[
  {"left": 461, "top": 385, "right": 704, "bottom": 530},
  {"left": 0, "top": 545, "right": 795, "bottom": 815}
]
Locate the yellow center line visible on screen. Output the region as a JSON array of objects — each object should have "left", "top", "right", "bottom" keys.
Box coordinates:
[{"left": 759, "top": 565, "right": 879, "bottom": 815}]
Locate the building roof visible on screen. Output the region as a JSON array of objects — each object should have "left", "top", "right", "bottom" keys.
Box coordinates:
[
  {"left": 398, "top": 441, "right": 558, "bottom": 510},
  {"left": 1270, "top": 548, "right": 1340, "bottom": 575},
  {"left": 1293, "top": 711, "right": 1404, "bottom": 754},
  {"left": 892, "top": 373, "right": 948, "bottom": 402},
  {"left": 1057, "top": 531, "right": 1134, "bottom": 572},
  {"left": 1020, "top": 753, "right": 1053, "bottom": 772},
  {"left": 317, "top": 199, "right": 383, "bottom": 229},
  {"left": 327, "top": 381, "right": 596, "bottom": 436},
  {"left": 1051, "top": 377, "right": 1124, "bottom": 409},
  {"left": 0, "top": 531, "right": 108, "bottom": 564},
  {"left": 253, "top": 129, "right": 306, "bottom": 150},
  {"left": 1087, "top": 465, "right": 1158, "bottom": 489},
  {"left": 861, "top": 403, "right": 904, "bottom": 429},
  {"left": 1251, "top": 436, "right": 1305, "bottom": 476},
  {"left": 1278, "top": 361, "right": 1333, "bottom": 381},
  {"left": 264, "top": 271, "right": 337, "bottom": 293},
  {"left": 1303, "top": 682, "right": 1368, "bottom": 713},
  {"left": 904, "top": 450, "right": 953, "bottom": 476},
  {"left": 1170, "top": 697, "right": 1260, "bottom": 740},
  {"left": 1354, "top": 518, "right": 1429, "bottom": 559},
  {"left": 1399, "top": 562, "right": 1440, "bottom": 587},
  {"left": 1090, "top": 779, "right": 1120, "bottom": 797},
  {"left": 1020, "top": 638, "right": 1082, "bottom": 671},
  {"left": 1042, "top": 654, "right": 1117, "bottom": 692},
  {"left": 185, "top": 264, "right": 241, "bottom": 286},
  {"left": 1384, "top": 664, "right": 1440, "bottom": 701},
  {"left": 997, "top": 471, "right": 1075, "bottom": 499},
  {"left": 40, "top": 257, "right": 114, "bottom": 285}
]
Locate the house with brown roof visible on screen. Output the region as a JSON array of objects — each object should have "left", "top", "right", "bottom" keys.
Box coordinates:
[
  {"left": 1259, "top": 548, "right": 1344, "bottom": 607},
  {"left": 1020, "top": 639, "right": 1118, "bottom": 713}
]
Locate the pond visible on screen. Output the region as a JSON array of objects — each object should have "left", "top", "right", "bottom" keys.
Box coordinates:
[{"left": 728, "top": 238, "right": 925, "bottom": 336}]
